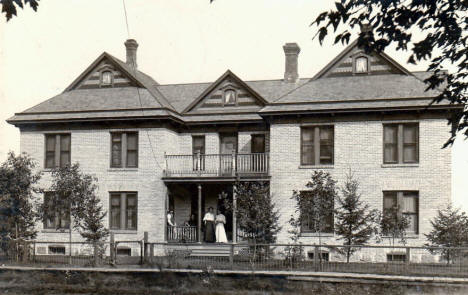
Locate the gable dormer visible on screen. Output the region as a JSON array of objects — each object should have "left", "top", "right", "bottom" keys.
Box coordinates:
[
  {"left": 183, "top": 70, "right": 267, "bottom": 114},
  {"left": 75, "top": 58, "right": 137, "bottom": 89},
  {"left": 312, "top": 40, "right": 412, "bottom": 80}
]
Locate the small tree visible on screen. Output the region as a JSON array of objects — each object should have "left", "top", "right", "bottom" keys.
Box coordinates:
[
  {"left": 425, "top": 205, "right": 468, "bottom": 264},
  {"left": 0, "top": 152, "right": 41, "bottom": 240},
  {"left": 334, "top": 174, "right": 378, "bottom": 263},
  {"left": 0, "top": 152, "right": 41, "bottom": 260},
  {"left": 378, "top": 205, "right": 410, "bottom": 246},
  {"left": 41, "top": 163, "right": 108, "bottom": 263},
  {"left": 222, "top": 181, "right": 280, "bottom": 261},
  {"left": 229, "top": 181, "right": 280, "bottom": 244},
  {"left": 290, "top": 171, "right": 337, "bottom": 266},
  {"left": 290, "top": 171, "right": 337, "bottom": 246}
]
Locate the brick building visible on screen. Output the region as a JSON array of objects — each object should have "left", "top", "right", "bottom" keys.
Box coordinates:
[{"left": 7, "top": 39, "right": 460, "bottom": 253}]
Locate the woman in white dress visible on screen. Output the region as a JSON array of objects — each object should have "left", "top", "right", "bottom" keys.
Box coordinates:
[{"left": 215, "top": 211, "right": 228, "bottom": 243}]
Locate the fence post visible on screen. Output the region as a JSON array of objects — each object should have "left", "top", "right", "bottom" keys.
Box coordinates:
[
  {"left": 140, "top": 240, "right": 144, "bottom": 265},
  {"left": 93, "top": 242, "right": 99, "bottom": 266},
  {"left": 144, "top": 232, "right": 149, "bottom": 264},
  {"left": 32, "top": 241, "right": 36, "bottom": 263},
  {"left": 150, "top": 243, "right": 154, "bottom": 264},
  {"left": 314, "top": 245, "right": 319, "bottom": 272},
  {"left": 406, "top": 247, "right": 411, "bottom": 266},
  {"left": 110, "top": 233, "right": 115, "bottom": 265},
  {"left": 229, "top": 244, "right": 234, "bottom": 269}
]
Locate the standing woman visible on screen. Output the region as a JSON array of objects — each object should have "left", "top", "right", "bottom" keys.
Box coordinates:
[
  {"left": 215, "top": 210, "right": 228, "bottom": 243},
  {"left": 203, "top": 207, "right": 215, "bottom": 243}
]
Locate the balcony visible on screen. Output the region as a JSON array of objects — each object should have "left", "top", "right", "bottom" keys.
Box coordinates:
[{"left": 163, "top": 153, "right": 269, "bottom": 179}]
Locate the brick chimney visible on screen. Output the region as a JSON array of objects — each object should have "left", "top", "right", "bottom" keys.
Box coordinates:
[
  {"left": 125, "top": 39, "right": 138, "bottom": 70},
  {"left": 283, "top": 43, "right": 300, "bottom": 83}
]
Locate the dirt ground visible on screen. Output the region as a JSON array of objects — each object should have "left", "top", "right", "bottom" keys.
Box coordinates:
[{"left": 1, "top": 269, "right": 468, "bottom": 295}]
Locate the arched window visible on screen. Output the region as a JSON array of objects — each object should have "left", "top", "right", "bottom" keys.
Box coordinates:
[
  {"left": 355, "top": 56, "right": 369, "bottom": 73},
  {"left": 101, "top": 71, "right": 113, "bottom": 86},
  {"left": 223, "top": 89, "right": 237, "bottom": 105}
]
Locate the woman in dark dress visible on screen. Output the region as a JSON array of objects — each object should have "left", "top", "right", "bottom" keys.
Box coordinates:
[{"left": 203, "top": 207, "right": 215, "bottom": 243}]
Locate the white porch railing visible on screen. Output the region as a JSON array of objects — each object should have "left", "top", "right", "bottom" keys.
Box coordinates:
[{"left": 164, "top": 153, "right": 269, "bottom": 177}]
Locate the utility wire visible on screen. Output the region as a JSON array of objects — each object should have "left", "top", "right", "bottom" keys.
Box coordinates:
[
  {"left": 122, "top": 0, "right": 165, "bottom": 171},
  {"left": 122, "top": 0, "right": 131, "bottom": 38}
]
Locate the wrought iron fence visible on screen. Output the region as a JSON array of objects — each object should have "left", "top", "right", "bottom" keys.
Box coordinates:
[{"left": 2, "top": 240, "right": 468, "bottom": 277}]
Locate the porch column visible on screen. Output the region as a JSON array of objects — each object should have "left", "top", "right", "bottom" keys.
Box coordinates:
[
  {"left": 197, "top": 184, "right": 202, "bottom": 243},
  {"left": 232, "top": 184, "right": 237, "bottom": 244}
]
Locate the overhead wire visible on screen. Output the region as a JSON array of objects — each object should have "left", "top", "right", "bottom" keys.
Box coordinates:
[{"left": 122, "top": 0, "right": 165, "bottom": 171}]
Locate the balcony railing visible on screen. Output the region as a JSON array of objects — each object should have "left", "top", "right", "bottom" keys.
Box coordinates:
[
  {"left": 167, "top": 226, "right": 197, "bottom": 243},
  {"left": 164, "top": 153, "right": 269, "bottom": 178}
]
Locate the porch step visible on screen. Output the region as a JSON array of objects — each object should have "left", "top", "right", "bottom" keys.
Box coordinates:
[{"left": 167, "top": 244, "right": 232, "bottom": 257}]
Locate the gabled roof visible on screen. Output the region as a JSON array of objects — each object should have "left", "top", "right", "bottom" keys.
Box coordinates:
[
  {"left": 64, "top": 52, "right": 176, "bottom": 112},
  {"left": 182, "top": 70, "right": 268, "bottom": 113},
  {"left": 310, "top": 39, "right": 413, "bottom": 80}
]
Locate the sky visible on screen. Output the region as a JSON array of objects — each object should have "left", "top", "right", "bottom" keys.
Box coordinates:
[{"left": 0, "top": 0, "right": 466, "bottom": 208}]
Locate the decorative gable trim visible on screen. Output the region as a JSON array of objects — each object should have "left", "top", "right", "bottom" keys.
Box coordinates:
[
  {"left": 311, "top": 39, "right": 413, "bottom": 80},
  {"left": 182, "top": 70, "right": 268, "bottom": 113},
  {"left": 64, "top": 52, "right": 143, "bottom": 92}
]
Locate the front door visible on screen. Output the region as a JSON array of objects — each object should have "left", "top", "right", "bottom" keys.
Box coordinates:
[{"left": 220, "top": 133, "right": 237, "bottom": 175}]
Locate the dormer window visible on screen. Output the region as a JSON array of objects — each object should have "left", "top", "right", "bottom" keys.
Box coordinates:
[
  {"left": 223, "top": 89, "right": 237, "bottom": 105},
  {"left": 101, "top": 71, "right": 113, "bottom": 86},
  {"left": 355, "top": 56, "right": 369, "bottom": 73}
]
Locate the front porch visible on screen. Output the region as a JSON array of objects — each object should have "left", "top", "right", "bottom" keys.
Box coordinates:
[{"left": 166, "top": 183, "right": 239, "bottom": 244}]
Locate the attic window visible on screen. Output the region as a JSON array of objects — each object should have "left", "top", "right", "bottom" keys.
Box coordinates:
[
  {"left": 355, "top": 56, "right": 369, "bottom": 73},
  {"left": 101, "top": 71, "right": 113, "bottom": 86},
  {"left": 223, "top": 89, "right": 237, "bottom": 105}
]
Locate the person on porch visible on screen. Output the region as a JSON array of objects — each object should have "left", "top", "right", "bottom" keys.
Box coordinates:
[
  {"left": 203, "top": 207, "right": 215, "bottom": 243},
  {"left": 215, "top": 210, "right": 228, "bottom": 243}
]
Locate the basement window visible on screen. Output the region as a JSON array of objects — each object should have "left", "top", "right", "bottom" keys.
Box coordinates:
[
  {"left": 307, "top": 251, "right": 329, "bottom": 261},
  {"left": 117, "top": 247, "right": 132, "bottom": 256},
  {"left": 48, "top": 245, "right": 66, "bottom": 255},
  {"left": 387, "top": 253, "right": 407, "bottom": 262}
]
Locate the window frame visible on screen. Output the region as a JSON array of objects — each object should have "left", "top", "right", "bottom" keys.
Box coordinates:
[
  {"left": 223, "top": 88, "right": 237, "bottom": 106},
  {"left": 100, "top": 70, "right": 114, "bottom": 87},
  {"left": 110, "top": 132, "right": 139, "bottom": 168},
  {"left": 298, "top": 190, "right": 334, "bottom": 234},
  {"left": 300, "top": 125, "right": 334, "bottom": 166},
  {"left": 354, "top": 56, "right": 369, "bottom": 74},
  {"left": 44, "top": 134, "right": 71, "bottom": 169},
  {"left": 43, "top": 192, "right": 70, "bottom": 230},
  {"left": 382, "top": 191, "right": 419, "bottom": 235},
  {"left": 383, "top": 123, "right": 419, "bottom": 164},
  {"left": 109, "top": 192, "right": 138, "bottom": 231}
]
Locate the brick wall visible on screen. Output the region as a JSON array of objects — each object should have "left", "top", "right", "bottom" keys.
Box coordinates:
[
  {"left": 20, "top": 116, "right": 451, "bottom": 247},
  {"left": 269, "top": 118, "right": 451, "bottom": 246}
]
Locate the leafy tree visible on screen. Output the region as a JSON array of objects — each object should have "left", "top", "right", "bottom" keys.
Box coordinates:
[
  {"left": 378, "top": 205, "right": 410, "bottom": 246},
  {"left": 0, "top": 152, "right": 41, "bottom": 242},
  {"left": 40, "top": 163, "right": 108, "bottom": 262},
  {"left": 425, "top": 205, "right": 468, "bottom": 264},
  {"left": 1, "top": 0, "right": 40, "bottom": 21},
  {"left": 334, "top": 174, "right": 378, "bottom": 263},
  {"left": 290, "top": 171, "right": 337, "bottom": 264},
  {"left": 312, "top": 1, "right": 467, "bottom": 145}
]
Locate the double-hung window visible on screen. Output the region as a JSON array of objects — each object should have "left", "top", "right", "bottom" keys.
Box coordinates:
[
  {"left": 111, "top": 132, "right": 138, "bottom": 168},
  {"left": 110, "top": 192, "right": 138, "bottom": 230},
  {"left": 45, "top": 134, "right": 71, "bottom": 168},
  {"left": 301, "top": 126, "right": 334, "bottom": 165},
  {"left": 383, "top": 191, "right": 419, "bottom": 234},
  {"left": 299, "top": 191, "right": 334, "bottom": 234},
  {"left": 383, "top": 123, "right": 418, "bottom": 164},
  {"left": 43, "top": 192, "right": 70, "bottom": 230}
]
